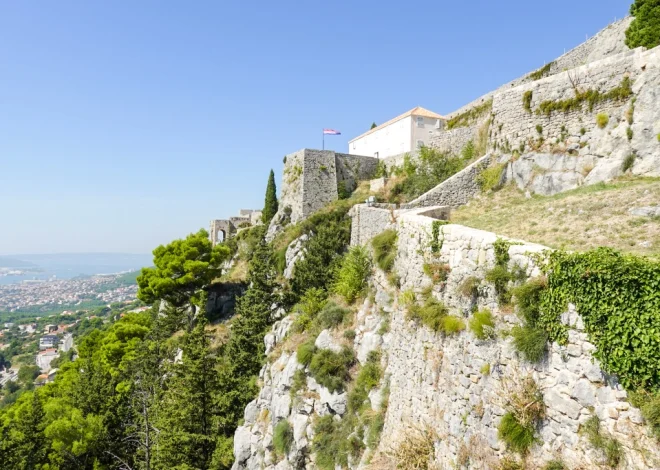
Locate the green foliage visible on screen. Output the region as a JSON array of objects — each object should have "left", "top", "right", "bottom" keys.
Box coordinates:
[
  {"left": 625, "top": 0, "right": 660, "bottom": 49},
  {"left": 528, "top": 62, "right": 553, "bottom": 81},
  {"left": 629, "top": 390, "right": 660, "bottom": 438},
  {"left": 537, "top": 76, "right": 633, "bottom": 116},
  {"left": 371, "top": 122, "right": 377, "bottom": 129},
  {"left": 312, "top": 414, "right": 359, "bottom": 470},
  {"left": 481, "top": 363, "right": 491, "bottom": 375},
  {"left": 596, "top": 113, "right": 609, "bottom": 128},
  {"left": 290, "top": 207, "right": 351, "bottom": 297},
  {"left": 498, "top": 412, "right": 536, "bottom": 454},
  {"left": 292, "top": 287, "right": 328, "bottom": 333},
  {"left": 262, "top": 169, "right": 279, "bottom": 224},
  {"left": 309, "top": 347, "right": 355, "bottom": 393},
  {"left": 316, "top": 302, "right": 350, "bottom": 330},
  {"left": 366, "top": 411, "right": 385, "bottom": 448},
  {"left": 374, "top": 159, "right": 388, "bottom": 178},
  {"left": 273, "top": 420, "right": 293, "bottom": 456},
  {"left": 407, "top": 296, "right": 448, "bottom": 332},
  {"left": 580, "top": 127, "right": 587, "bottom": 135},
  {"left": 512, "top": 277, "right": 546, "bottom": 326},
  {"left": 469, "top": 309, "right": 496, "bottom": 340},
  {"left": 431, "top": 220, "right": 446, "bottom": 253},
  {"left": 334, "top": 246, "right": 372, "bottom": 303},
  {"left": 447, "top": 99, "right": 493, "bottom": 129},
  {"left": 348, "top": 352, "right": 382, "bottom": 414},
  {"left": 622, "top": 153, "right": 636, "bottom": 173},
  {"left": 461, "top": 140, "right": 476, "bottom": 160},
  {"left": 423, "top": 262, "right": 450, "bottom": 284},
  {"left": 442, "top": 316, "right": 466, "bottom": 335},
  {"left": 343, "top": 329, "right": 356, "bottom": 340},
  {"left": 522, "top": 90, "right": 533, "bottom": 112},
  {"left": 290, "top": 369, "right": 307, "bottom": 398},
  {"left": 399, "top": 289, "right": 416, "bottom": 307},
  {"left": 388, "top": 147, "right": 469, "bottom": 202},
  {"left": 485, "top": 266, "right": 514, "bottom": 305},
  {"left": 498, "top": 376, "right": 545, "bottom": 455},
  {"left": 371, "top": 229, "right": 398, "bottom": 273},
  {"left": 17, "top": 364, "right": 40, "bottom": 385},
  {"left": 538, "top": 248, "right": 660, "bottom": 391},
  {"left": 297, "top": 340, "right": 316, "bottom": 366},
  {"left": 536, "top": 124, "right": 543, "bottom": 134},
  {"left": 498, "top": 456, "right": 525, "bottom": 470},
  {"left": 511, "top": 325, "right": 548, "bottom": 362},
  {"left": 477, "top": 163, "right": 506, "bottom": 192},
  {"left": 337, "top": 180, "right": 350, "bottom": 200},
  {"left": 627, "top": 126, "right": 634, "bottom": 141},
  {"left": 459, "top": 276, "right": 481, "bottom": 298},
  {"left": 543, "top": 460, "right": 566, "bottom": 470},
  {"left": 137, "top": 229, "right": 230, "bottom": 309},
  {"left": 582, "top": 416, "right": 622, "bottom": 467}
]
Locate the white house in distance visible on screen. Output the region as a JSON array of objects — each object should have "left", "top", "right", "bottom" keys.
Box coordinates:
[{"left": 348, "top": 106, "right": 446, "bottom": 159}]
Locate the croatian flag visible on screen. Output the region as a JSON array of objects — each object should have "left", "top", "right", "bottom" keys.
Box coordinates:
[{"left": 323, "top": 129, "right": 341, "bottom": 135}]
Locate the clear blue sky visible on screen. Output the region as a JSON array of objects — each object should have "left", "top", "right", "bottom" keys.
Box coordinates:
[{"left": 0, "top": 0, "right": 629, "bottom": 255}]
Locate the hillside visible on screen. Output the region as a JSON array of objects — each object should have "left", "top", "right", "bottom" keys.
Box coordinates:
[{"left": 451, "top": 177, "right": 660, "bottom": 256}]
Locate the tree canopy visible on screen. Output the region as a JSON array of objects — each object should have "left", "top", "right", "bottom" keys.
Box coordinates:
[
  {"left": 261, "top": 169, "right": 278, "bottom": 224},
  {"left": 626, "top": 0, "right": 660, "bottom": 49}
]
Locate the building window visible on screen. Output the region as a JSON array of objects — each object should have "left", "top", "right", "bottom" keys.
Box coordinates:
[
  {"left": 352, "top": 142, "right": 356, "bottom": 149},
  {"left": 416, "top": 116, "right": 424, "bottom": 127},
  {"left": 374, "top": 152, "right": 379, "bottom": 158},
  {"left": 417, "top": 140, "right": 424, "bottom": 148}
]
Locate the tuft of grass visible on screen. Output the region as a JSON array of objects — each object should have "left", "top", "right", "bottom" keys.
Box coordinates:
[
  {"left": 580, "top": 127, "right": 587, "bottom": 135},
  {"left": 290, "top": 369, "right": 307, "bottom": 398},
  {"left": 343, "top": 329, "right": 356, "bottom": 341},
  {"left": 477, "top": 163, "right": 506, "bottom": 192},
  {"left": 442, "top": 316, "right": 466, "bottom": 335},
  {"left": 629, "top": 390, "right": 660, "bottom": 439},
  {"left": 292, "top": 288, "right": 328, "bottom": 333},
  {"left": 536, "top": 124, "right": 543, "bottom": 134},
  {"left": 622, "top": 153, "right": 636, "bottom": 173},
  {"left": 512, "top": 277, "right": 547, "bottom": 325},
  {"left": 498, "top": 412, "right": 536, "bottom": 455},
  {"left": 543, "top": 460, "right": 566, "bottom": 470},
  {"left": 273, "top": 420, "right": 293, "bottom": 456},
  {"left": 498, "top": 376, "right": 545, "bottom": 455},
  {"left": 407, "top": 296, "right": 448, "bottom": 332},
  {"left": 391, "top": 427, "right": 437, "bottom": 469},
  {"left": 627, "top": 126, "right": 634, "bottom": 141},
  {"left": 423, "top": 262, "right": 450, "bottom": 284},
  {"left": 447, "top": 99, "right": 492, "bottom": 129},
  {"left": 582, "top": 416, "right": 622, "bottom": 468},
  {"left": 511, "top": 325, "right": 547, "bottom": 362},
  {"left": 537, "top": 76, "right": 632, "bottom": 116},
  {"left": 459, "top": 276, "right": 481, "bottom": 298},
  {"left": 399, "top": 289, "right": 416, "bottom": 307},
  {"left": 297, "top": 340, "right": 317, "bottom": 366},
  {"left": 522, "top": 90, "right": 533, "bottom": 112},
  {"left": 309, "top": 347, "right": 355, "bottom": 392},
  {"left": 498, "top": 456, "right": 525, "bottom": 470},
  {"left": 596, "top": 113, "right": 609, "bottom": 129},
  {"left": 334, "top": 245, "right": 371, "bottom": 303},
  {"left": 469, "top": 309, "right": 496, "bottom": 340},
  {"left": 316, "top": 302, "right": 350, "bottom": 330},
  {"left": 372, "top": 229, "right": 398, "bottom": 273},
  {"left": 481, "top": 363, "right": 491, "bottom": 375},
  {"left": 485, "top": 265, "right": 513, "bottom": 305},
  {"left": 528, "top": 62, "right": 553, "bottom": 81}
]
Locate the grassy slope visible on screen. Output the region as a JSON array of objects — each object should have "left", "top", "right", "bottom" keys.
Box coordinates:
[{"left": 450, "top": 177, "right": 660, "bottom": 257}]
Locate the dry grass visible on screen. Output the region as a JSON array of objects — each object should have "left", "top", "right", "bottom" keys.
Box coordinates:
[{"left": 451, "top": 177, "right": 660, "bottom": 257}]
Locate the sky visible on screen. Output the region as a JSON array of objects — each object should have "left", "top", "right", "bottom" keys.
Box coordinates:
[{"left": 0, "top": 0, "right": 630, "bottom": 255}]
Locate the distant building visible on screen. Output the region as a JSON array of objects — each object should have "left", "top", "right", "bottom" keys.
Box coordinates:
[
  {"left": 44, "top": 324, "right": 57, "bottom": 333},
  {"left": 348, "top": 106, "right": 446, "bottom": 159},
  {"left": 36, "top": 348, "right": 59, "bottom": 372},
  {"left": 39, "top": 335, "right": 59, "bottom": 350}
]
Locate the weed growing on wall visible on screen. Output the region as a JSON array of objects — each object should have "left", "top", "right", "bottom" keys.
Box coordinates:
[
  {"left": 622, "top": 153, "right": 636, "bottom": 173},
  {"left": 372, "top": 229, "right": 398, "bottom": 273},
  {"left": 581, "top": 416, "right": 622, "bottom": 467},
  {"left": 528, "top": 62, "right": 554, "bottom": 81},
  {"left": 536, "top": 76, "right": 633, "bottom": 116},
  {"left": 423, "top": 262, "right": 450, "bottom": 285},
  {"left": 498, "top": 376, "right": 546, "bottom": 454},
  {"left": 477, "top": 163, "right": 506, "bottom": 192},
  {"left": 596, "top": 113, "right": 609, "bottom": 128},
  {"left": 522, "top": 90, "right": 533, "bottom": 112},
  {"left": 469, "top": 309, "right": 496, "bottom": 340},
  {"left": 447, "top": 99, "right": 493, "bottom": 129},
  {"left": 334, "top": 245, "right": 372, "bottom": 303},
  {"left": 309, "top": 347, "right": 356, "bottom": 392},
  {"left": 273, "top": 420, "right": 293, "bottom": 456}
]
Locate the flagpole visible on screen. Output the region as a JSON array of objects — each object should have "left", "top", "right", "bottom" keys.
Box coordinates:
[{"left": 322, "top": 130, "right": 324, "bottom": 150}]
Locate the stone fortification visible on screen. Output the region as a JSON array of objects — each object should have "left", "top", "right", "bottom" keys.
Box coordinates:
[
  {"left": 232, "top": 207, "right": 659, "bottom": 469},
  {"left": 275, "top": 149, "right": 378, "bottom": 226}
]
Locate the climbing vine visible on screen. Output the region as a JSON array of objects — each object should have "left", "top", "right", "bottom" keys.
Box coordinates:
[
  {"left": 430, "top": 220, "right": 448, "bottom": 253},
  {"left": 537, "top": 248, "right": 660, "bottom": 392}
]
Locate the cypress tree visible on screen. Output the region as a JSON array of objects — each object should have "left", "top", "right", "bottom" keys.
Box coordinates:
[{"left": 262, "top": 169, "right": 278, "bottom": 224}]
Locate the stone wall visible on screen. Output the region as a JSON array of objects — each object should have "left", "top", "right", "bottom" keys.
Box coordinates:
[
  {"left": 275, "top": 149, "right": 379, "bottom": 226},
  {"left": 429, "top": 125, "right": 479, "bottom": 156},
  {"left": 348, "top": 204, "right": 396, "bottom": 246},
  {"left": 400, "top": 153, "right": 495, "bottom": 209}
]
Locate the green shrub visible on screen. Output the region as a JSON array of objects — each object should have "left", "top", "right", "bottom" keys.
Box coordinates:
[
  {"left": 625, "top": 0, "right": 660, "bottom": 49},
  {"left": 537, "top": 76, "right": 632, "bottom": 116},
  {"left": 366, "top": 411, "right": 385, "bottom": 448},
  {"left": 485, "top": 265, "right": 513, "bottom": 305},
  {"left": 399, "top": 289, "right": 416, "bottom": 307},
  {"left": 512, "top": 278, "right": 547, "bottom": 326},
  {"left": 536, "top": 124, "right": 543, "bottom": 134},
  {"left": 372, "top": 230, "right": 398, "bottom": 273},
  {"left": 290, "top": 369, "right": 307, "bottom": 397},
  {"left": 297, "top": 340, "right": 316, "bottom": 366},
  {"left": 498, "top": 412, "right": 536, "bottom": 454},
  {"left": 292, "top": 288, "right": 328, "bottom": 332},
  {"left": 469, "top": 309, "right": 496, "bottom": 340},
  {"left": 337, "top": 181, "right": 350, "bottom": 200},
  {"left": 334, "top": 246, "right": 371, "bottom": 303},
  {"left": 582, "top": 416, "right": 622, "bottom": 467},
  {"left": 447, "top": 99, "right": 492, "bottom": 129},
  {"left": 596, "top": 113, "right": 609, "bottom": 128},
  {"left": 423, "top": 262, "right": 450, "bottom": 284},
  {"left": 356, "top": 353, "right": 382, "bottom": 391},
  {"left": 461, "top": 140, "right": 476, "bottom": 160},
  {"left": 580, "top": 127, "right": 587, "bottom": 135},
  {"left": 442, "top": 316, "right": 466, "bottom": 335},
  {"left": 273, "top": 420, "right": 293, "bottom": 456},
  {"left": 481, "top": 363, "right": 491, "bottom": 375},
  {"left": 627, "top": 126, "right": 634, "bottom": 141},
  {"left": 407, "top": 297, "right": 448, "bottom": 332},
  {"left": 274, "top": 246, "right": 287, "bottom": 274},
  {"left": 528, "top": 62, "right": 553, "bottom": 81},
  {"left": 313, "top": 415, "right": 341, "bottom": 470},
  {"left": 622, "top": 153, "right": 636, "bottom": 173},
  {"left": 316, "top": 302, "right": 350, "bottom": 330},
  {"left": 543, "top": 460, "right": 566, "bottom": 470},
  {"left": 459, "top": 276, "right": 481, "bottom": 298},
  {"left": 309, "top": 347, "right": 355, "bottom": 392},
  {"left": 522, "top": 90, "right": 533, "bottom": 112},
  {"left": 343, "top": 329, "right": 356, "bottom": 341},
  {"left": 477, "top": 163, "right": 506, "bottom": 192},
  {"left": 511, "top": 325, "right": 547, "bottom": 362},
  {"left": 498, "top": 456, "right": 525, "bottom": 470}
]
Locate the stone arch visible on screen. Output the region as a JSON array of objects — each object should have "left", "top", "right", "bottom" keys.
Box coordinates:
[{"left": 209, "top": 219, "right": 236, "bottom": 246}]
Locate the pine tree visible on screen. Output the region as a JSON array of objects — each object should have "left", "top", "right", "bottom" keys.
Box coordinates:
[
  {"left": 2, "top": 391, "right": 48, "bottom": 470},
  {"left": 370, "top": 122, "right": 377, "bottom": 129},
  {"left": 154, "top": 317, "right": 220, "bottom": 469},
  {"left": 262, "top": 169, "right": 278, "bottom": 224},
  {"left": 626, "top": 0, "right": 660, "bottom": 49}
]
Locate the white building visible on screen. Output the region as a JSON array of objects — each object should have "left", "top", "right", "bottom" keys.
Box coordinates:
[
  {"left": 348, "top": 106, "right": 446, "bottom": 159},
  {"left": 59, "top": 333, "right": 73, "bottom": 353},
  {"left": 36, "top": 348, "right": 59, "bottom": 372},
  {"left": 39, "top": 335, "right": 59, "bottom": 350}
]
